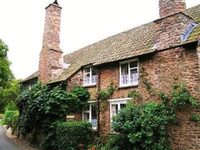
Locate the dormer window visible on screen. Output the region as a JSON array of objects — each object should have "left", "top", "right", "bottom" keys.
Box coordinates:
[
  {"left": 120, "top": 59, "right": 139, "bottom": 87},
  {"left": 84, "top": 67, "right": 97, "bottom": 86}
]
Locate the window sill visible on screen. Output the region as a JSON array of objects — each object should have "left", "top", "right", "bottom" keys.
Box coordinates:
[
  {"left": 83, "top": 84, "right": 97, "bottom": 88},
  {"left": 92, "top": 127, "right": 97, "bottom": 130},
  {"left": 119, "top": 83, "right": 138, "bottom": 89}
]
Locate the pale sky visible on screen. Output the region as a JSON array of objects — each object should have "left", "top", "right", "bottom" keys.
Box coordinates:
[{"left": 0, "top": 0, "right": 200, "bottom": 79}]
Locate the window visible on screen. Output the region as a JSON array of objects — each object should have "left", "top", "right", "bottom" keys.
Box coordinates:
[
  {"left": 109, "top": 98, "right": 129, "bottom": 126},
  {"left": 82, "top": 103, "right": 97, "bottom": 129},
  {"left": 120, "top": 59, "right": 139, "bottom": 87},
  {"left": 84, "top": 67, "right": 97, "bottom": 86}
]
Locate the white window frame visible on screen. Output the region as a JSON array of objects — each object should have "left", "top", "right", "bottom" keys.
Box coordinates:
[
  {"left": 109, "top": 98, "right": 131, "bottom": 127},
  {"left": 82, "top": 101, "right": 97, "bottom": 130},
  {"left": 119, "top": 59, "right": 139, "bottom": 87},
  {"left": 83, "top": 67, "right": 97, "bottom": 86}
]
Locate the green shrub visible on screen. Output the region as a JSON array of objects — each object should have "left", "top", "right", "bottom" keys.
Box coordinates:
[
  {"left": 43, "top": 121, "right": 93, "bottom": 150},
  {"left": 5, "top": 102, "right": 18, "bottom": 111},
  {"left": 0, "top": 114, "right": 4, "bottom": 119},
  {"left": 3, "top": 110, "right": 19, "bottom": 134},
  {"left": 103, "top": 134, "right": 130, "bottom": 150},
  {"left": 17, "top": 83, "right": 90, "bottom": 136},
  {"left": 110, "top": 102, "right": 174, "bottom": 150},
  {"left": 104, "top": 83, "right": 199, "bottom": 150}
]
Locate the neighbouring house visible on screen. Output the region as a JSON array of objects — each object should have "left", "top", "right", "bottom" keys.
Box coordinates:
[{"left": 21, "top": 0, "right": 200, "bottom": 149}]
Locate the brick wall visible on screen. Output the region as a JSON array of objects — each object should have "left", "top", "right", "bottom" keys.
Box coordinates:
[
  {"left": 66, "top": 46, "right": 200, "bottom": 148},
  {"left": 67, "top": 70, "right": 97, "bottom": 100},
  {"left": 159, "top": 0, "right": 186, "bottom": 18},
  {"left": 39, "top": 3, "right": 63, "bottom": 83},
  {"left": 154, "top": 13, "right": 193, "bottom": 50},
  {"left": 198, "top": 46, "right": 200, "bottom": 78}
]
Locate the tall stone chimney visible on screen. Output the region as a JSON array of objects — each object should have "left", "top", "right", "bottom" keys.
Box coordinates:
[
  {"left": 39, "top": 0, "right": 63, "bottom": 83},
  {"left": 159, "top": 0, "right": 186, "bottom": 18},
  {"left": 154, "top": 0, "right": 194, "bottom": 50}
]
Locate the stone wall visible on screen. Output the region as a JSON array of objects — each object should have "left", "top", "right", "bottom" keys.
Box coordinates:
[{"left": 66, "top": 46, "right": 200, "bottom": 149}]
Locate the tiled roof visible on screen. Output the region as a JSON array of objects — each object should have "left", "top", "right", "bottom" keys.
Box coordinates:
[
  {"left": 21, "top": 71, "right": 38, "bottom": 83},
  {"left": 24, "top": 4, "right": 200, "bottom": 83},
  {"left": 49, "top": 22, "right": 155, "bottom": 83},
  {"left": 183, "top": 5, "right": 200, "bottom": 43},
  {"left": 185, "top": 4, "right": 200, "bottom": 23},
  {"left": 185, "top": 24, "right": 200, "bottom": 43}
]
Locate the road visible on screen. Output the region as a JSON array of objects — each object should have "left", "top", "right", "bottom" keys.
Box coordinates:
[{"left": 0, "top": 126, "right": 21, "bottom": 150}]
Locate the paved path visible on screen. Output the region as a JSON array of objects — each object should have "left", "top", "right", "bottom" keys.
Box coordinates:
[{"left": 0, "top": 126, "right": 21, "bottom": 150}]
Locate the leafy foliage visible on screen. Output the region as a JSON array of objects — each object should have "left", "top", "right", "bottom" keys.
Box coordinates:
[
  {"left": 2, "top": 102, "right": 19, "bottom": 134},
  {"left": 17, "top": 83, "right": 90, "bottom": 137},
  {"left": 43, "top": 121, "right": 93, "bottom": 150},
  {"left": 0, "top": 39, "right": 13, "bottom": 88},
  {"left": 190, "top": 115, "right": 200, "bottom": 122},
  {"left": 105, "top": 83, "right": 198, "bottom": 150},
  {"left": 97, "top": 82, "right": 116, "bottom": 112},
  {"left": 111, "top": 102, "right": 174, "bottom": 150},
  {"left": 0, "top": 39, "right": 16, "bottom": 112},
  {"left": 0, "top": 80, "right": 20, "bottom": 112},
  {"left": 97, "top": 82, "right": 116, "bottom": 101},
  {"left": 171, "top": 84, "right": 199, "bottom": 108}
]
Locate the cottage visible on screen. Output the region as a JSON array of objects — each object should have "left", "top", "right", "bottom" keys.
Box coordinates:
[{"left": 21, "top": 0, "right": 200, "bottom": 149}]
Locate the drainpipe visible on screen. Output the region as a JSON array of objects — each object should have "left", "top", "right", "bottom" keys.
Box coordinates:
[{"left": 97, "top": 70, "right": 101, "bottom": 136}]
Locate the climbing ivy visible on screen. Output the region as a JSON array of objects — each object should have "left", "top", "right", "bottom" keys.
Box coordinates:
[
  {"left": 97, "top": 82, "right": 116, "bottom": 112},
  {"left": 17, "top": 83, "right": 90, "bottom": 141},
  {"left": 104, "top": 83, "right": 199, "bottom": 150}
]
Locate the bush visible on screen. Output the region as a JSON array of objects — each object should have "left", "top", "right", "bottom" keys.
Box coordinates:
[
  {"left": 3, "top": 110, "right": 19, "bottom": 133},
  {"left": 110, "top": 102, "right": 175, "bottom": 150},
  {"left": 43, "top": 121, "right": 93, "bottom": 150},
  {"left": 103, "top": 134, "right": 130, "bottom": 150},
  {"left": 104, "top": 84, "right": 199, "bottom": 150},
  {"left": 17, "top": 83, "right": 90, "bottom": 136}
]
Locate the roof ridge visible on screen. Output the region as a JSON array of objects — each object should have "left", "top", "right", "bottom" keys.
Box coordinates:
[
  {"left": 64, "top": 22, "right": 154, "bottom": 58},
  {"left": 64, "top": 4, "right": 200, "bottom": 58}
]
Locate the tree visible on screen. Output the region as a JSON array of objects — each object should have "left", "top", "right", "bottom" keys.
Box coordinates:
[
  {"left": 0, "top": 39, "right": 14, "bottom": 112},
  {"left": 0, "top": 39, "right": 13, "bottom": 88}
]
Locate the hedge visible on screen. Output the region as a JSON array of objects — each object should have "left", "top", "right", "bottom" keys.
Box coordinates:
[{"left": 43, "top": 121, "right": 94, "bottom": 150}]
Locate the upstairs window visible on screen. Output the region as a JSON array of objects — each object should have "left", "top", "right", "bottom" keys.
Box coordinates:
[
  {"left": 84, "top": 67, "right": 97, "bottom": 86},
  {"left": 120, "top": 59, "right": 139, "bottom": 87}
]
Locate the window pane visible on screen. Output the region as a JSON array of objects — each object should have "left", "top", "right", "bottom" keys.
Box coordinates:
[
  {"left": 85, "top": 68, "right": 90, "bottom": 73},
  {"left": 91, "top": 104, "right": 97, "bottom": 128},
  {"left": 83, "top": 113, "right": 89, "bottom": 121},
  {"left": 130, "top": 68, "right": 138, "bottom": 83},
  {"left": 111, "top": 104, "right": 118, "bottom": 117},
  {"left": 84, "top": 73, "right": 90, "bottom": 85},
  {"left": 92, "top": 75, "right": 96, "bottom": 84},
  {"left": 120, "top": 104, "right": 126, "bottom": 109},
  {"left": 92, "top": 68, "right": 97, "bottom": 75},
  {"left": 91, "top": 105, "right": 97, "bottom": 119},
  {"left": 121, "top": 63, "right": 128, "bottom": 75},
  {"left": 130, "top": 61, "right": 138, "bottom": 68},
  {"left": 121, "top": 63, "right": 129, "bottom": 85}
]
